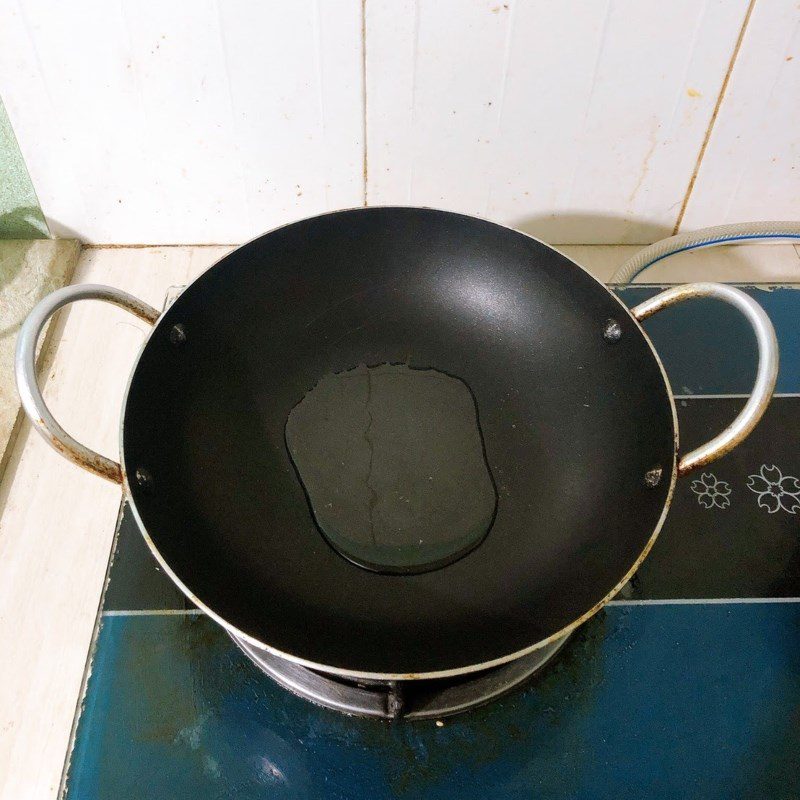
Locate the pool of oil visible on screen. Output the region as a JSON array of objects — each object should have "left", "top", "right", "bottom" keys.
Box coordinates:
[{"left": 285, "top": 363, "right": 497, "bottom": 574}]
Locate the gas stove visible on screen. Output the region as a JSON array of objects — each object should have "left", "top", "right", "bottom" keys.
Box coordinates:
[{"left": 60, "top": 285, "right": 800, "bottom": 799}]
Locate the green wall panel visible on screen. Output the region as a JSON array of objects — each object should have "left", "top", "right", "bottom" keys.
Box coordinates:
[{"left": 0, "top": 97, "right": 48, "bottom": 239}]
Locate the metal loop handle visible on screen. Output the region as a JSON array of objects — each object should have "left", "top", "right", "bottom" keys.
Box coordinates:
[
  {"left": 15, "top": 284, "right": 160, "bottom": 483},
  {"left": 631, "top": 283, "right": 778, "bottom": 476}
]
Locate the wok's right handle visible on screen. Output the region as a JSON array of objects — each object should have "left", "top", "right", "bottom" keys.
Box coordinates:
[
  {"left": 15, "top": 284, "right": 160, "bottom": 484},
  {"left": 631, "top": 282, "right": 778, "bottom": 476}
]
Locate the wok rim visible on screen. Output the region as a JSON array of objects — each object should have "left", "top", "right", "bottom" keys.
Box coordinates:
[{"left": 119, "top": 205, "right": 679, "bottom": 681}]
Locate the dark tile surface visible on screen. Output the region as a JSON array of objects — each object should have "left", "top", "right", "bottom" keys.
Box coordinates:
[
  {"left": 66, "top": 285, "right": 800, "bottom": 799},
  {"left": 67, "top": 605, "right": 800, "bottom": 800},
  {"left": 616, "top": 285, "right": 800, "bottom": 395},
  {"left": 103, "top": 509, "right": 188, "bottom": 612},
  {"left": 636, "top": 398, "right": 800, "bottom": 599}
]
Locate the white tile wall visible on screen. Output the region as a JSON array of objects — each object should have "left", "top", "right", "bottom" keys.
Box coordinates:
[
  {"left": 365, "top": 0, "right": 749, "bottom": 243},
  {"left": 681, "top": 0, "right": 800, "bottom": 228},
  {"left": 0, "top": 0, "right": 364, "bottom": 243},
  {"left": 0, "top": 0, "right": 796, "bottom": 244}
]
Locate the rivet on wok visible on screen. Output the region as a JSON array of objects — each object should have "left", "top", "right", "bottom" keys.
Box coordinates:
[
  {"left": 169, "top": 323, "right": 187, "bottom": 346},
  {"left": 135, "top": 467, "right": 154, "bottom": 492},
  {"left": 603, "top": 318, "right": 622, "bottom": 342},
  {"left": 644, "top": 466, "right": 663, "bottom": 488}
]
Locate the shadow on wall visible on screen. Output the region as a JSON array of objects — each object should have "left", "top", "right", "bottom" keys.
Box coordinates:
[
  {"left": 23, "top": 209, "right": 680, "bottom": 249},
  {"left": 511, "top": 211, "right": 674, "bottom": 246},
  {"left": 489, "top": 209, "right": 794, "bottom": 284},
  {"left": 42, "top": 216, "right": 84, "bottom": 241}
]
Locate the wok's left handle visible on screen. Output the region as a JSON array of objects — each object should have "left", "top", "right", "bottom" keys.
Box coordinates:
[
  {"left": 15, "top": 284, "right": 160, "bottom": 484},
  {"left": 631, "top": 282, "right": 778, "bottom": 476}
]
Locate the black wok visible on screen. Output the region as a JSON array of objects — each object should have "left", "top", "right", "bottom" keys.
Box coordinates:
[{"left": 17, "top": 207, "right": 778, "bottom": 679}]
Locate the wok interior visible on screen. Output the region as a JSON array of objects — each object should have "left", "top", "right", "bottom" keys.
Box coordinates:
[{"left": 123, "top": 208, "right": 675, "bottom": 676}]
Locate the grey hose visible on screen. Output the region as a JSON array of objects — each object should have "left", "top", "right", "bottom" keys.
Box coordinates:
[{"left": 609, "top": 221, "right": 800, "bottom": 285}]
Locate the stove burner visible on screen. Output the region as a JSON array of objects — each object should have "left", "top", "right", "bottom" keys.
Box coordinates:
[{"left": 230, "top": 631, "right": 570, "bottom": 719}]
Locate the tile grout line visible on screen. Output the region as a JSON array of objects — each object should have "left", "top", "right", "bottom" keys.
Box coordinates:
[
  {"left": 674, "top": 393, "right": 799, "bottom": 399},
  {"left": 102, "top": 608, "right": 204, "bottom": 616},
  {"left": 671, "top": 0, "right": 758, "bottom": 235},
  {"left": 609, "top": 597, "right": 800, "bottom": 606}
]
